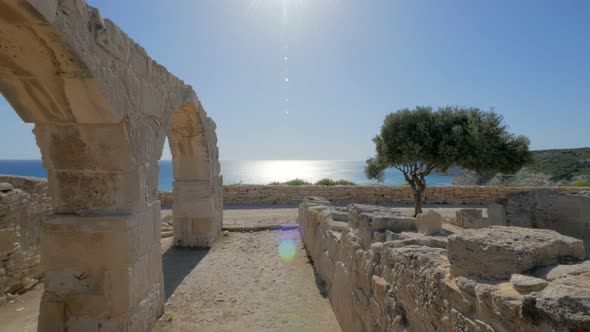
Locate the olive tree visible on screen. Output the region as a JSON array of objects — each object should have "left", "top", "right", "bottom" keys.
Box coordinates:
[{"left": 365, "top": 106, "right": 532, "bottom": 216}]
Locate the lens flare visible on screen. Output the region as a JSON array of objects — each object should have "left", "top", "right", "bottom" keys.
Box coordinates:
[{"left": 278, "top": 231, "right": 298, "bottom": 262}]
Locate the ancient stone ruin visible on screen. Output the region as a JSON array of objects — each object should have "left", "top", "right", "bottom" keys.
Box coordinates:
[
  {"left": 2, "top": 1, "right": 590, "bottom": 332},
  {"left": 298, "top": 197, "right": 590, "bottom": 331},
  {"left": 0, "top": 0, "right": 222, "bottom": 330},
  {"left": 0, "top": 176, "right": 50, "bottom": 298}
]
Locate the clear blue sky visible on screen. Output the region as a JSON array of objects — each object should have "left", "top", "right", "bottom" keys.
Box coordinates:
[{"left": 1, "top": 0, "right": 589, "bottom": 160}]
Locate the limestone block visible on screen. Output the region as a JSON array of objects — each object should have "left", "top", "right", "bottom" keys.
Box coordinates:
[
  {"left": 510, "top": 274, "right": 548, "bottom": 292},
  {"left": 383, "top": 236, "right": 448, "bottom": 250},
  {"left": 34, "top": 123, "right": 134, "bottom": 172},
  {"left": 172, "top": 196, "right": 214, "bottom": 219},
  {"left": 448, "top": 226, "right": 586, "bottom": 279},
  {"left": 454, "top": 209, "right": 489, "bottom": 229},
  {"left": 301, "top": 196, "right": 331, "bottom": 207},
  {"left": 330, "top": 262, "right": 355, "bottom": 332},
  {"left": 0, "top": 183, "right": 14, "bottom": 193},
  {"left": 39, "top": 206, "right": 163, "bottom": 328},
  {"left": 534, "top": 261, "right": 590, "bottom": 282},
  {"left": 522, "top": 284, "right": 590, "bottom": 331},
  {"left": 172, "top": 180, "right": 212, "bottom": 199},
  {"left": 350, "top": 205, "right": 417, "bottom": 249},
  {"left": 41, "top": 214, "right": 140, "bottom": 271},
  {"left": 46, "top": 166, "right": 155, "bottom": 214},
  {"left": 416, "top": 210, "right": 443, "bottom": 235},
  {"left": 487, "top": 203, "right": 506, "bottom": 226}
]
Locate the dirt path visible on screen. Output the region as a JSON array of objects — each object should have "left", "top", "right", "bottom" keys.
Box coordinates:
[{"left": 154, "top": 230, "right": 341, "bottom": 332}]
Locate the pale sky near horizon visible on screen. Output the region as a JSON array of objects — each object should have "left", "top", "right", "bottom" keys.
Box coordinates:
[{"left": 1, "top": 0, "right": 589, "bottom": 160}]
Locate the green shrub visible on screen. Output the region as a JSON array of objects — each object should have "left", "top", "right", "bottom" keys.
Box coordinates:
[
  {"left": 571, "top": 181, "right": 590, "bottom": 187},
  {"left": 269, "top": 179, "right": 311, "bottom": 186},
  {"left": 283, "top": 179, "right": 311, "bottom": 186},
  {"left": 314, "top": 178, "right": 357, "bottom": 186}
]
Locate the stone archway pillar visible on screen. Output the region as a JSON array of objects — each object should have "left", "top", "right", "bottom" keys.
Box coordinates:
[
  {"left": 168, "top": 102, "right": 223, "bottom": 248},
  {"left": 33, "top": 123, "right": 164, "bottom": 331},
  {"left": 172, "top": 180, "right": 218, "bottom": 247}
]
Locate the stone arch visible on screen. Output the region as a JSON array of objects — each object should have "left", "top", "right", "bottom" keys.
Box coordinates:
[
  {"left": 0, "top": 0, "right": 221, "bottom": 330},
  {"left": 166, "top": 96, "right": 223, "bottom": 248}
]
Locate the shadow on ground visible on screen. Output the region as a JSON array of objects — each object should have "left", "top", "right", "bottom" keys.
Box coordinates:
[{"left": 162, "top": 246, "right": 209, "bottom": 300}]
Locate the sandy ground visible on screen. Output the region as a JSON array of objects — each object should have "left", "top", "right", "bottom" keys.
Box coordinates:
[
  {"left": 0, "top": 204, "right": 481, "bottom": 331},
  {"left": 153, "top": 231, "right": 341, "bottom": 332},
  {"left": 161, "top": 205, "right": 300, "bottom": 228}
]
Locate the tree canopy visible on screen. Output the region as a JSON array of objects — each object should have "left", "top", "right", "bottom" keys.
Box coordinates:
[{"left": 365, "top": 106, "right": 532, "bottom": 215}]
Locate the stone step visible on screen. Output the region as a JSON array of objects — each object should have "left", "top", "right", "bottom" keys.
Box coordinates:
[{"left": 161, "top": 231, "right": 173, "bottom": 238}]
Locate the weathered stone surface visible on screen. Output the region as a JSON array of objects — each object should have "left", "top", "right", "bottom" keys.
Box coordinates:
[
  {"left": 523, "top": 284, "right": 590, "bottom": 331},
  {"left": 0, "top": 176, "right": 50, "bottom": 299},
  {"left": 453, "top": 208, "right": 489, "bottom": 229},
  {"left": 348, "top": 204, "right": 417, "bottom": 249},
  {"left": 383, "top": 236, "right": 448, "bottom": 249},
  {"left": 534, "top": 260, "right": 590, "bottom": 282},
  {"left": 0, "top": 183, "right": 13, "bottom": 193},
  {"left": 510, "top": 274, "right": 548, "bottom": 292},
  {"left": 416, "top": 210, "right": 442, "bottom": 235},
  {"left": 497, "top": 189, "right": 590, "bottom": 254},
  {"left": 298, "top": 199, "right": 590, "bottom": 332},
  {"left": 448, "top": 226, "right": 586, "bottom": 279}
]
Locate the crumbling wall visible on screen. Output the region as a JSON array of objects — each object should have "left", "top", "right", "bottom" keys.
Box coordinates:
[
  {"left": 0, "top": 176, "right": 51, "bottom": 303},
  {"left": 298, "top": 197, "right": 590, "bottom": 332}
]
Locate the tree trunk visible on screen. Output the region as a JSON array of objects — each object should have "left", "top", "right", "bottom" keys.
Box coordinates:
[{"left": 414, "top": 189, "right": 424, "bottom": 217}]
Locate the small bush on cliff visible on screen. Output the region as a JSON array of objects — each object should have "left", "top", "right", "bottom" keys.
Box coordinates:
[
  {"left": 314, "top": 178, "right": 357, "bottom": 186},
  {"left": 366, "top": 106, "right": 532, "bottom": 216},
  {"left": 572, "top": 181, "right": 590, "bottom": 187}
]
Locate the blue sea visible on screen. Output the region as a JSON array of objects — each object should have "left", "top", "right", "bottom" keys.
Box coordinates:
[{"left": 0, "top": 160, "right": 453, "bottom": 191}]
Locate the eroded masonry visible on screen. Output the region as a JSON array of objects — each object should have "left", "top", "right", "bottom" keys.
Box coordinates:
[
  {"left": 0, "top": 0, "right": 222, "bottom": 330},
  {"left": 298, "top": 197, "right": 590, "bottom": 331}
]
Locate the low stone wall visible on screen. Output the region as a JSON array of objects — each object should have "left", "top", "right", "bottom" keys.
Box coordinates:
[
  {"left": 0, "top": 176, "right": 51, "bottom": 302},
  {"left": 494, "top": 189, "right": 590, "bottom": 245},
  {"left": 159, "top": 185, "right": 588, "bottom": 207},
  {"left": 298, "top": 197, "right": 590, "bottom": 331}
]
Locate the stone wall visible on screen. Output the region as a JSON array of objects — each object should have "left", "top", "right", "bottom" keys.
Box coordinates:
[
  {"left": 492, "top": 189, "right": 590, "bottom": 253},
  {"left": 0, "top": 175, "right": 51, "bottom": 303},
  {"left": 298, "top": 197, "right": 590, "bottom": 332},
  {"left": 159, "top": 185, "right": 588, "bottom": 206}
]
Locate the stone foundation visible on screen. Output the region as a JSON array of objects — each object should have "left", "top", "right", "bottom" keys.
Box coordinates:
[{"left": 298, "top": 197, "right": 590, "bottom": 331}]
